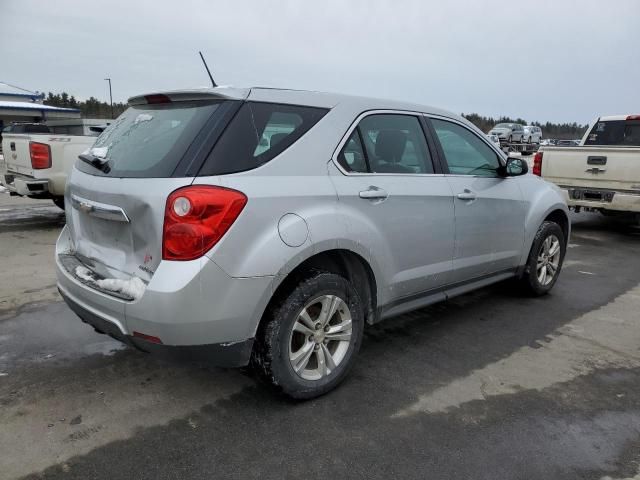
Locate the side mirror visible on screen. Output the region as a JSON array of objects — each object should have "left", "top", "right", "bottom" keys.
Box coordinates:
[{"left": 501, "top": 156, "right": 528, "bottom": 176}]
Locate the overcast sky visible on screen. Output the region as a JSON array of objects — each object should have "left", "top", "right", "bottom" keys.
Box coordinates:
[{"left": 1, "top": 0, "right": 638, "bottom": 123}]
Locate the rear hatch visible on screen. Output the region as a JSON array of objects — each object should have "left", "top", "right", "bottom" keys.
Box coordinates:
[
  {"left": 64, "top": 90, "right": 246, "bottom": 293},
  {"left": 542, "top": 117, "right": 640, "bottom": 191}
]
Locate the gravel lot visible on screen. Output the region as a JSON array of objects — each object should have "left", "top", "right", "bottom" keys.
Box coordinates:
[{"left": 1, "top": 190, "right": 639, "bottom": 480}]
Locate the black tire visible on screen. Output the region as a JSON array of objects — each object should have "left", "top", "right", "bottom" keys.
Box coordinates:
[
  {"left": 52, "top": 197, "right": 65, "bottom": 210},
  {"left": 520, "top": 221, "right": 566, "bottom": 296},
  {"left": 251, "top": 271, "right": 364, "bottom": 399}
]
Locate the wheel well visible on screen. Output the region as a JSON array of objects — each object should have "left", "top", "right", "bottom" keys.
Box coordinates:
[
  {"left": 545, "top": 209, "right": 569, "bottom": 242},
  {"left": 265, "top": 250, "right": 377, "bottom": 326}
]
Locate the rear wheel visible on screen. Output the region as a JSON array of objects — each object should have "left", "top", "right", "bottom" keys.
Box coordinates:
[
  {"left": 520, "top": 221, "right": 566, "bottom": 296},
  {"left": 52, "top": 197, "right": 65, "bottom": 210},
  {"left": 251, "top": 271, "right": 364, "bottom": 399}
]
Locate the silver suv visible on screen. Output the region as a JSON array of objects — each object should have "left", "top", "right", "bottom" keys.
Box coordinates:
[
  {"left": 56, "top": 87, "right": 569, "bottom": 399},
  {"left": 489, "top": 123, "right": 526, "bottom": 143}
]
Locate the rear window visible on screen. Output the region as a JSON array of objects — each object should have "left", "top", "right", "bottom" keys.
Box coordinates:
[
  {"left": 198, "top": 102, "right": 328, "bottom": 176},
  {"left": 584, "top": 120, "right": 640, "bottom": 146},
  {"left": 77, "top": 101, "right": 225, "bottom": 178},
  {"left": 4, "top": 124, "right": 51, "bottom": 134}
]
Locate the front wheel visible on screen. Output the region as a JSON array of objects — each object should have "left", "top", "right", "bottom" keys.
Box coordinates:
[
  {"left": 520, "top": 221, "right": 566, "bottom": 296},
  {"left": 251, "top": 271, "right": 364, "bottom": 399}
]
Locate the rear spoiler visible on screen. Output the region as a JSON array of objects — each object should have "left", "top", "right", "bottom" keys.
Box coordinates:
[{"left": 128, "top": 87, "right": 249, "bottom": 106}]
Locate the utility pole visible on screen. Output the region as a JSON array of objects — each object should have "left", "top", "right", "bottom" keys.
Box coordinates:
[{"left": 104, "top": 78, "right": 113, "bottom": 119}]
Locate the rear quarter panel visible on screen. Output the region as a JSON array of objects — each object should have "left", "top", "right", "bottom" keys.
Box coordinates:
[{"left": 192, "top": 101, "right": 388, "bottom": 304}]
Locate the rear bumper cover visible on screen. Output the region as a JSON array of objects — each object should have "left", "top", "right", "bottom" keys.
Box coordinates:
[
  {"left": 560, "top": 188, "right": 640, "bottom": 213},
  {"left": 1, "top": 172, "right": 50, "bottom": 196},
  {"left": 59, "top": 287, "right": 254, "bottom": 367}
]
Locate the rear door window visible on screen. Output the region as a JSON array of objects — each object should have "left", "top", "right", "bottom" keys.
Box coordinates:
[
  {"left": 199, "top": 102, "right": 328, "bottom": 176},
  {"left": 337, "top": 114, "right": 435, "bottom": 174},
  {"left": 337, "top": 130, "right": 368, "bottom": 173},
  {"left": 584, "top": 120, "right": 640, "bottom": 146}
]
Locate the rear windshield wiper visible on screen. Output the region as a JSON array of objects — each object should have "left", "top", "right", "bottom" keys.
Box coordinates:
[{"left": 78, "top": 153, "right": 111, "bottom": 174}]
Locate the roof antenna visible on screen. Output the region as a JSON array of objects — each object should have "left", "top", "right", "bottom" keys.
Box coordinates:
[{"left": 198, "top": 51, "right": 217, "bottom": 88}]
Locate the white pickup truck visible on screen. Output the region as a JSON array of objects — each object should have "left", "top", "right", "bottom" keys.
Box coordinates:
[
  {"left": 0, "top": 120, "right": 106, "bottom": 208},
  {"left": 534, "top": 114, "right": 640, "bottom": 219}
]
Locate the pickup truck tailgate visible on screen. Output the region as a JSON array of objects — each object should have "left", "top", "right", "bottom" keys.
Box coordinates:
[
  {"left": 541, "top": 146, "right": 640, "bottom": 191},
  {"left": 2, "top": 133, "right": 35, "bottom": 176}
]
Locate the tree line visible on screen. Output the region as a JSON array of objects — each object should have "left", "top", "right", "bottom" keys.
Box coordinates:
[
  {"left": 44, "top": 92, "right": 127, "bottom": 119},
  {"left": 463, "top": 113, "right": 588, "bottom": 140}
]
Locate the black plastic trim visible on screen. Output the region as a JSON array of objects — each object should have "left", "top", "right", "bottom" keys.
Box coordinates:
[
  {"left": 419, "top": 116, "right": 446, "bottom": 174},
  {"left": 172, "top": 100, "right": 242, "bottom": 177},
  {"left": 379, "top": 267, "right": 517, "bottom": 316},
  {"left": 422, "top": 116, "right": 450, "bottom": 174}
]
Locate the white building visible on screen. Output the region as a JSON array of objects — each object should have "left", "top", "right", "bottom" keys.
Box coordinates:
[{"left": 0, "top": 82, "right": 81, "bottom": 131}]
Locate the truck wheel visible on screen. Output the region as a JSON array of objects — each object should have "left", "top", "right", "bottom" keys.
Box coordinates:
[
  {"left": 251, "top": 271, "right": 364, "bottom": 399},
  {"left": 520, "top": 221, "right": 566, "bottom": 296},
  {"left": 52, "top": 197, "right": 65, "bottom": 210}
]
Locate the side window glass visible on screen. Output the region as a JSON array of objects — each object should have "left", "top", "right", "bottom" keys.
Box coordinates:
[
  {"left": 337, "top": 130, "right": 368, "bottom": 173},
  {"left": 253, "top": 111, "right": 302, "bottom": 156},
  {"left": 431, "top": 119, "right": 501, "bottom": 177},
  {"left": 358, "top": 114, "right": 434, "bottom": 174},
  {"left": 201, "top": 102, "right": 328, "bottom": 176}
]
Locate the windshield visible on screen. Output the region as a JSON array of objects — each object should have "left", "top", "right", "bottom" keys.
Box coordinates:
[
  {"left": 77, "top": 100, "right": 225, "bottom": 177},
  {"left": 584, "top": 120, "right": 640, "bottom": 146},
  {"left": 495, "top": 123, "right": 513, "bottom": 128}
]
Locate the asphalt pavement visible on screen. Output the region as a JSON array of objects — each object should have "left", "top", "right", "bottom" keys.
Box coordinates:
[{"left": 1, "top": 192, "right": 639, "bottom": 480}]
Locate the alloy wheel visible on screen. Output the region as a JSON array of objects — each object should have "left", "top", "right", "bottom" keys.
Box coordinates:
[
  {"left": 536, "top": 234, "right": 561, "bottom": 286},
  {"left": 288, "top": 295, "right": 352, "bottom": 381}
]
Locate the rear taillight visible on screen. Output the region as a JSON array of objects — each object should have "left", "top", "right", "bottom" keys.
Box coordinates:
[
  {"left": 162, "top": 185, "right": 247, "bottom": 261},
  {"left": 533, "top": 151, "right": 543, "bottom": 176},
  {"left": 29, "top": 142, "right": 51, "bottom": 169}
]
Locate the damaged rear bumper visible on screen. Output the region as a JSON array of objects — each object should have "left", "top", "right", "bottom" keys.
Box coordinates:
[
  {"left": 58, "top": 286, "right": 254, "bottom": 367},
  {"left": 55, "top": 225, "right": 273, "bottom": 368}
]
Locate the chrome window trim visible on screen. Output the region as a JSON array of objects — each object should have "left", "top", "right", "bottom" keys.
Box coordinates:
[{"left": 330, "top": 109, "right": 442, "bottom": 177}]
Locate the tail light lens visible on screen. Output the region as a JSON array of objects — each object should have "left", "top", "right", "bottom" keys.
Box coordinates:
[
  {"left": 162, "top": 185, "right": 247, "bottom": 261},
  {"left": 29, "top": 142, "right": 51, "bottom": 169},
  {"left": 533, "top": 151, "right": 543, "bottom": 176}
]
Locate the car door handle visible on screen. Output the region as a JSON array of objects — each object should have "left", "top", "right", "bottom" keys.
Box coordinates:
[
  {"left": 456, "top": 189, "right": 477, "bottom": 201},
  {"left": 359, "top": 186, "right": 388, "bottom": 200}
]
